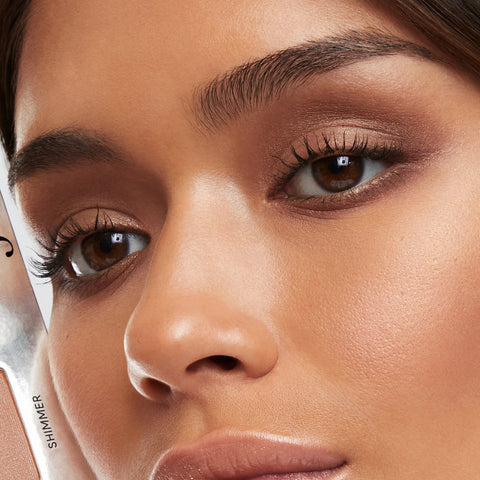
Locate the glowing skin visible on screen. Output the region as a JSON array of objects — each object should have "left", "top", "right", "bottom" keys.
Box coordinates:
[{"left": 12, "top": 0, "right": 480, "bottom": 478}]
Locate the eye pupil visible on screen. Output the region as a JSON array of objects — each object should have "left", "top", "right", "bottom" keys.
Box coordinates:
[
  {"left": 81, "top": 232, "right": 129, "bottom": 271},
  {"left": 312, "top": 155, "right": 364, "bottom": 193},
  {"left": 99, "top": 236, "right": 113, "bottom": 253},
  {"left": 328, "top": 155, "right": 349, "bottom": 174}
]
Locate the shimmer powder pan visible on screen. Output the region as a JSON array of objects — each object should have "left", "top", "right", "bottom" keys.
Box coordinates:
[{"left": 0, "top": 369, "right": 40, "bottom": 479}]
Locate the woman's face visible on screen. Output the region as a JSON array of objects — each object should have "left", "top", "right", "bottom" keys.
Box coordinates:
[{"left": 12, "top": 0, "right": 480, "bottom": 478}]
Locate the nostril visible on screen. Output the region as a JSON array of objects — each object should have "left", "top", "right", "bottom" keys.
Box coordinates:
[
  {"left": 141, "top": 377, "right": 172, "bottom": 398},
  {"left": 209, "top": 355, "right": 238, "bottom": 371},
  {"left": 187, "top": 355, "right": 239, "bottom": 373}
]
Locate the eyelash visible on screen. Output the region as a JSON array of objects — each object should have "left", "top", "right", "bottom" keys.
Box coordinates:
[
  {"left": 30, "top": 131, "right": 405, "bottom": 288},
  {"left": 31, "top": 210, "right": 129, "bottom": 290},
  {"left": 270, "top": 130, "right": 404, "bottom": 205}
]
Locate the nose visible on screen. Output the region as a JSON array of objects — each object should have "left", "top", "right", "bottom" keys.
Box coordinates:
[
  {"left": 124, "top": 181, "right": 279, "bottom": 400},
  {"left": 125, "top": 294, "right": 278, "bottom": 399}
]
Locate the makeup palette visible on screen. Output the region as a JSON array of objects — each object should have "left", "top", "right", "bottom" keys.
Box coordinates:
[
  {"left": 0, "top": 186, "right": 54, "bottom": 478},
  {"left": 0, "top": 142, "right": 72, "bottom": 479}
]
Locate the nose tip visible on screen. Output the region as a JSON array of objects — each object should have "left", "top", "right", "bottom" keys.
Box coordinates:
[{"left": 125, "top": 297, "right": 279, "bottom": 400}]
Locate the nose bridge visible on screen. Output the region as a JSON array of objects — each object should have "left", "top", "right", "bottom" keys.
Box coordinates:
[
  {"left": 155, "top": 174, "right": 264, "bottom": 296},
  {"left": 124, "top": 174, "right": 279, "bottom": 398}
]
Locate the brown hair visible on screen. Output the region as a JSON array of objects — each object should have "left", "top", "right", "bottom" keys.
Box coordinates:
[
  {"left": 0, "top": 0, "right": 32, "bottom": 159},
  {"left": 391, "top": 0, "right": 480, "bottom": 76},
  {"left": 0, "top": 0, "right": 479, "bottom": 161}
]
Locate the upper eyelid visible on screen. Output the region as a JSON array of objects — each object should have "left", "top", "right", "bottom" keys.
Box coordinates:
[
  {"left": 272, "top": 129, "right": 402, "bottom": 178},
  {"left": 44, "top": 207, "right": 145, "bottom": 247},
  {"left": 294, "top": 127, "right": 403, "bottom": 154},
  {"left": 48, "top": 211, "right": 114, "bottom": 252}
]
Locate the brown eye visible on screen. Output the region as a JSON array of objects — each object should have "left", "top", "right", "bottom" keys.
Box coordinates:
[
  {"left": 81, "top": 233, "right": 128, "bottom": 270},
  {"left": 68, "top": 232, "right": 149, "bottom": 276},
  {"left": 311, "top": 155, "right": 363, "bottom": 193},
  {"left": 284, "top": 152, "right": 391, "bottom": 198}
]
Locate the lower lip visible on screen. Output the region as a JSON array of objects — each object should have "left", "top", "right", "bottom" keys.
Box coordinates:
[{"left": 247, "top": 467, "right": 345, "bottom": 479}]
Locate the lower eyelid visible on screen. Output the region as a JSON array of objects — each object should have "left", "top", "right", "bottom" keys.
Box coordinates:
[
  {"left": 272, "top": 162, "right": 413, "bottom": 214},
  {"left": 55, "top": 251, "right": 143, "bottom": 297}
]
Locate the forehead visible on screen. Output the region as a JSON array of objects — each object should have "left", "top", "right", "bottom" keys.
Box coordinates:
[{"left": 15, "top": 0, "right": 414, "bottom": 149}]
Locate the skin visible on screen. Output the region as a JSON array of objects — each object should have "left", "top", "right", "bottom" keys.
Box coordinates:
[{"left": 10, "top": 0, "right": 480, "bottom": 478}]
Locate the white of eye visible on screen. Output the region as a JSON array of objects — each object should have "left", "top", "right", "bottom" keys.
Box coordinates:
[
  {"left": 285, "top": 155, "right": 390, "bottom": 197},
  {"left": 69, "top": 232, "right": 148, "bottom": 276}
]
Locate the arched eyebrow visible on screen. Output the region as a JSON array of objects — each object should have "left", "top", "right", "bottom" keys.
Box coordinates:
[
  {"left": 192, "top": 29, "right": 436, "bottom": 130},
  {"left": 9, "top": 30, "right": 435, "bottom": 188}
]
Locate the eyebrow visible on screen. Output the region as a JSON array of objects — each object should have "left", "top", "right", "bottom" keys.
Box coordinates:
[
  {"left": 9, "top": 129, "right": 123, "bottom": 189},
  {"left": 193, "top": 29, "right": 436, "bottom": 129},
  {"left": 10, "top": 29, "right": 435, "bottom": 188}
]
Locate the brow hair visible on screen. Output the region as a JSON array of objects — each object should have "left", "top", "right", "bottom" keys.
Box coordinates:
[
  {"left": 193, "top": 29, "right": 436, "bottom": 130},
  {"left": 8, "top": 129, "right": 121, "bottom": 189},
  {"left": 2, "top": 2, "right": 480, "bottom": 163},
  {"left": 8, "top": 30, "right": 436, "bottom": 189}
]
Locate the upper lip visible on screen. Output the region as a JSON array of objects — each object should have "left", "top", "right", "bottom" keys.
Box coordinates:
[{"left": 150, "top": 430, "right": 346, "bottom": 480}]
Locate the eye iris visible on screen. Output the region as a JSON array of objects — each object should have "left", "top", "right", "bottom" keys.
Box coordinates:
[
  {"left": 81, "top": 232, "right": 129, "bottom": 271},
  {"left": 311, "top": 155, "right": 364, "bottom": 193}
]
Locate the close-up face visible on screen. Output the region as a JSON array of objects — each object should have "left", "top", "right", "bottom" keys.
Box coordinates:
[{"left": 7, "top": 0, "right": 480, "bottom": 478}]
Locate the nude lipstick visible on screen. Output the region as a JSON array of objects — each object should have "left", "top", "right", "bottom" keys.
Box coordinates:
[{"left": 151, "top": 430, "right": 346, "bottom": 480}]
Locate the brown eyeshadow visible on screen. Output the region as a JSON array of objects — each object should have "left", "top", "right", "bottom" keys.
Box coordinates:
[{"left": 0, "top": 369, "right": 40, "bottom": 480}]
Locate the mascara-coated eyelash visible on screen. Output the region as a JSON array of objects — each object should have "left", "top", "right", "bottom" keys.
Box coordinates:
[
  {"left": 270, "top": 130, "right": 404, "bottom": 208},
  {"left": 30, "top": 209, "right": 149, "bottom": 289},
  {"left": 31, "top": 209, "right": 109, "bottom": 280}
]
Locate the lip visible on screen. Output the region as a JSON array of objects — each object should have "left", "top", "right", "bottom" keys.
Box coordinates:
[{"left": 150, "top": 430, "right": 347, "bottom": 480}]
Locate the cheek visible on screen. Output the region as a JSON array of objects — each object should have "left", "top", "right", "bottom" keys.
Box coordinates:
[
  {"left": 272, "top": 157, "right": 480, "bottom": 450},
  {"left": 330, "top": 226, "right": 480, "bottom": 469},
  {"left": 277, "top": 221, "right": 480, "bottom": 392},
  {"left": 340, "top": 161, "right": 480, "bottom": 401},
  {"left": 46, "top": 283, "right": 153, "bottom": 478}
]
